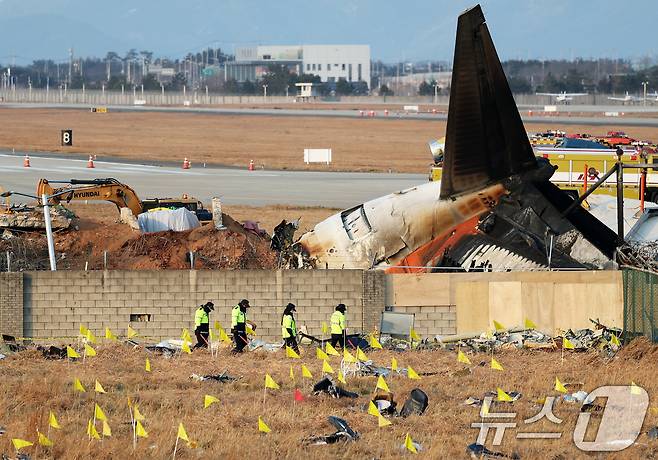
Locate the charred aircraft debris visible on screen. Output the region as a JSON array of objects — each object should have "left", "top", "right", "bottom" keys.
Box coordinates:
[{"left": 294, "top": 5, "right": 620, "bottom": 272}]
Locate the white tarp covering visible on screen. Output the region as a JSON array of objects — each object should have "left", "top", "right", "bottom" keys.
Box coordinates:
[{"left": 138, "top": 208, "right": 200, "bottom": 233}]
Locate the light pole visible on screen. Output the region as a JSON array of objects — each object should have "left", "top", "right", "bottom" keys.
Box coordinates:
[
  {"left": 642, "top": 81, "right": 649, "bottom": 106},
  {"left": 262, "top": 84, "right": 268, "bottom": 100},
  {"left": 433, "top": 83, "right": 439, "bottom": 105},
  {"left": 1, "top": 189, "right": 75, "bottom": 271}
]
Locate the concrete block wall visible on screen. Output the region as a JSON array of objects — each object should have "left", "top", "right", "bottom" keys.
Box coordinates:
[
  {"left": 0, "top": 273, "right": 23, "bottom": 337},
  {"left": 390, "top": 305, "right": 457, "bottom": 337},
  {"left": 21, "top": 270, "right": 370, "bottom": 342}
]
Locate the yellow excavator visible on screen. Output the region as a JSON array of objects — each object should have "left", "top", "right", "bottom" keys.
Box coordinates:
[{"left": 36, "top": 178, "right": 212, "bottom": 221}]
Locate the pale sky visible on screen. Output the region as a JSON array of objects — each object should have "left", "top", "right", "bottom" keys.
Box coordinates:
[{"left": 0, "top": 0, "right": 654, "bottom": 64}]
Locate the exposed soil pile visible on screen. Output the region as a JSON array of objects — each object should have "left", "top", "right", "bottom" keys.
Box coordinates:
[
  {"left": 3, "top": 211, "right": 278, "bottom": 270},
  {"left": 114, "top": 214, "right": 277, "bottom": 270}
]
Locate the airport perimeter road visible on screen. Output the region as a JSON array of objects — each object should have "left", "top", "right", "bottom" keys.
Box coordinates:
[
  {"left": 4, "top": 102, "right": 658, "bottom": 127},
  {"left": 0, "top": 153, "right": 426, "bottom": 208}
]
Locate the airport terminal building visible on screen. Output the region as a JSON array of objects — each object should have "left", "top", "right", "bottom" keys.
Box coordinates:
[{"left": 226, "top": 45, "right": 371, "bottom": 88}]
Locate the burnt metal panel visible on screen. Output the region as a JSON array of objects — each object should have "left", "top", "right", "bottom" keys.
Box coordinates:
[{"left": 441, "top": 5, "right": 537, "bottom": 199}]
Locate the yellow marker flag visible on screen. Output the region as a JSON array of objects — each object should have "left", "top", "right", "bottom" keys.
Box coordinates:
[
  {"left": 105, "top": 327, "right": 118, "bottom": 341},
  {"left": 209, "top": 329, "right": 217, "bottom": 342},
  {"left": 289, "top": 365, "right": 295, "bottom": 382},
  {"left": 102, "top": 420, "right": 111, "bottom": 437},
  {"left": 214, "top": 320, "right": 221, "bottom": 330},
  {"left": 94, "top": 403, "right": 107, "bottom": 421},
  {"left": 376, "top": 375, "right": 390, "bottom": 393},
  {"left": 493, "top": 320, "right": 505, "bottom": 331},
  {"left": 133, "top": 405, "right": 145, "bottom": 422},
  {"left": 135, "top": 420, "right": 148, "bottom": 438},
  {"left": 410, "top": 328, "right": 420, "bottom": 341},
  {"left": 38, "top": 432, "right": 53, "bottom": 447},
  {"left": 369, "top": 334, "right": 383, "bottom": 350},
  {"left": 524, "top": 318, "right": 537, "bottom": 330},
  {"left": 337, "top": 371, "right": 347, "bottom": 384},
  {"left": 265, "top": 373, "right": 280, "bottom": 390},
  {"left": 66, "top": 346, "right": 80, "bottom": 359},
  {"left": 343, "top": 349, "right": 357, "bottom": 363},
  {"left": 407, "top": 366, "right": 421, "bottom": 380},
  {"left": 563, "top": 337, "right": 575, "bottom": 350},
  {"left": 258, "top": 416, "right": 271, "bottom": 433},
  {"left": 391, "top": 357, "right": 398, "bottom": 372},
  {"left": 246, "top": 324, "right": 256, "bottom": 336},
  {"left": 181, "top": 341, "right": 192, "bottom": 355},
  {"left": 404, "top": 433, "right": 418, "bottom": 454},
  {"left": 49, "top": 411, "right": 61, "bottom": 429},
  {"left": 73, "top": 378, "right": 86, "bottom": 393},
  {"left": 321, "top": 322, "right": 329, "bottom": 335},
  {"left": 286, "top": 346, "right": 300, "bottom": 359},
  {"left": 219, "top": 328, "right": 231, "bottom": 343},
  {"left": 87, "top": 420, "right": 100, "bottom": 440},
  {"left": 356, "top": 347, "right": 369, "bottom": 362},
  {"left": 79, "top": 324, "right": 89, "bottom": 336},
  {"left": 611, "top": 334, "right": 621, "bottom": 346},
  {"left": 181, "top": 328, "right": 192, "bottom": 343},
  {"left": 491, "top": 358, "right": 504, "bottom": 371},
  {"left": 457, "top": 350, "right": 471, "bottom": 364},
  {"left": 177, "top": 423, "right": 189, "bottom": 442},
  {"left": 145, "top": 358, "right": 151, "bottom": 372},
  {"left": 368, "top": 400, "right": 381, "bottom": 417},
  {"left": 316, "top": 347, "right": 329, "bottom": 360},
  {"left": 555, "top": 377, "right": 567, "bottom": 393},
  {"left": 497, "top": 388, "right": 514, "bottom": 402},
  {"left": 94, "top": 380, "right": 106, "bottom": 394},
  {"left": 325, "top": 343, "right": 340, "bottom": 356},
  {"left": 85, "top": 330, "right": 97, "bottom": 344},
  {"left": 631, "top": 381, "right": 642, "bottom": 395},
  {"left": 12, "top": 438, "right": 33, "bottom": 450},
  {"left": 84, "top": 343, "right": 97, "bottom": 357},
  {"left": 485, "top": 329, "right": 494, "bottom": 339},
  {"left": 378, "top": 415, "right": 392, "bottom": 428},
  {"left": 204, "top": 395, "right": 219, "bottom": 409},
  {"left": 322, "top": 359, "right": 334, "bottom": 374},
  {"left": 127, "top": 325, "right": 138, "bottom": 339},
  {"left": 301, "top": 364, "right": 313, "bottom": 379}
]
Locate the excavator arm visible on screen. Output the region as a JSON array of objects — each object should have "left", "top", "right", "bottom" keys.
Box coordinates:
[{"left": 36, "top": 178, "right": 144, "bottom": 216}]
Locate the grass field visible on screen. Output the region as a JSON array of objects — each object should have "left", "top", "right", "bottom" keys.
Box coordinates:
[
  {"left": 1, "top": 338, "right": 657, "bottom": 459},
  {"left": 2, "top": 108, "right": 658, "bottom": 174}
]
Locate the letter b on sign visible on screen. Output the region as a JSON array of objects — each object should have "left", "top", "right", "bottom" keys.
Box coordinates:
[{"left": 61, "top": 129, "right": 73, "bottom": 146}]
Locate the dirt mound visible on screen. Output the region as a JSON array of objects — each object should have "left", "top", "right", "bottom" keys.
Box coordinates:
[
  {"left": 615, "top": 336, "right": 658, "bottom": 360},
  {"left": 113, "top": 213, "right": 277, "bottom": 270}
]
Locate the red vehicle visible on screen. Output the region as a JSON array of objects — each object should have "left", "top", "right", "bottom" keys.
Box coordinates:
[{"left": 601, "top": 131, "right": 634, "bottom": 146}]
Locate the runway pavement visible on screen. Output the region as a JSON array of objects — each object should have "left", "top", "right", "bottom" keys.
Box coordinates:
[
  {"left": 4, "top": 102, "right": 658, "bottom": 127},
  {"left": 0, "top": 152, "right": 426, "bottom": 208}
]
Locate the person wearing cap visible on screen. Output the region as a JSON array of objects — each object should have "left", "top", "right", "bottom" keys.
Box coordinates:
[
  {"left": 330, "top": 303, "right": 347, "bottom": 349},
  {"left": 231, "top": 299, "right": 256, "bottom": 353},
  {"left": 193, "top": 301, "right": 214, "bottom": 349},
  {"left": 281, "top": 303, "right": 299, "bottom": 354}
]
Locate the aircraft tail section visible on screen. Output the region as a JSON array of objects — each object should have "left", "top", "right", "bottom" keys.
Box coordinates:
[{"left": 441, "top": 5, "right": 537, "bottom": 199}]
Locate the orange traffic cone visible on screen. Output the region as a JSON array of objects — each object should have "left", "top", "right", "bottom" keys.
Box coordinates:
[
  {"left": 248, "top": 160, "right": 254, "bottom": 171},
  {"left": 23, "top": 154, "right": 30, "bottom": 168},
  {"left": 182, "top": 158, "right": 191, "bottom": 169},
  {"left": 87, "top": 155, "right": 95, "bottom": 168}
]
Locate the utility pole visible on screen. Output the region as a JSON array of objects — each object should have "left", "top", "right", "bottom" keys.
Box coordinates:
[
  {"left": 68, "top": 48, "right": 73, "bottom": 85},
  {"left": 262, "top": 84, "right": 268, "bottom": 99},
  {"left": 642, "top": 81, "right": 649, "bottom": 106}
]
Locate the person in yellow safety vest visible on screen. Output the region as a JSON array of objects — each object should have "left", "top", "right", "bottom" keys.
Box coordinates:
[
  {"left": 231, "top": 299, "right": 256, "bottom": 353},
  {"left": 193, "top": 301, "right": 214, "bottom": 349},
  {"left": 281, "top": 303, "right": 299, "bottom": 354},
  {"left": 330, "top": 303, "right": 347, "bottom": 349}
]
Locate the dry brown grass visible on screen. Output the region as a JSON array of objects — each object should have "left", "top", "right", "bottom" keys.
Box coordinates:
[
  {"left": 1, "top": 339, "right": 658, "bottom": 459},
  {"left": 2, "top": 108, "right": 658, "bottom": 173}
]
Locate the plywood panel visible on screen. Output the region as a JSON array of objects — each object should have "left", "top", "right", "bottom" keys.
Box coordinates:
[
  {"left": 489, "top": 282, "right": 523, "bottom": 329},
  {"left": 390, "top": 273, "right": 452, "bottom": 306},
  {"left": 456, "top": 282, "right": 489, "bottom": 333}
]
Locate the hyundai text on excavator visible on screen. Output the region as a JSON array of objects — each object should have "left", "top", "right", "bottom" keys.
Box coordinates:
[{"left": 36, "top": 178, "right": 212, "bottom": 221}]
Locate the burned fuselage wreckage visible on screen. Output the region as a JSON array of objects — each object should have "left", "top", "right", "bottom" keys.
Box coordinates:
[{"left": 296, "top": 5, "right": 620, "bottom": 272}]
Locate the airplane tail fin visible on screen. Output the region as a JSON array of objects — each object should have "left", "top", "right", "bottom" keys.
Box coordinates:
[{"left": 440, "top": 5, "right": 537, "bottom": 199}]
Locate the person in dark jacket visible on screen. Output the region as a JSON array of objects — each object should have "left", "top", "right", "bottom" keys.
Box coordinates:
[
  {"left": 193, "top": 301, "right": 214, "bottom": 349},
  {"left": 281, "top": 303, "right": 299, "bottom": 354}
]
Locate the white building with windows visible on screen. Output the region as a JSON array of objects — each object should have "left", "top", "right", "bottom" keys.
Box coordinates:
[{"left": 227, "top": 44, "right": 371, "bottom": 88}]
